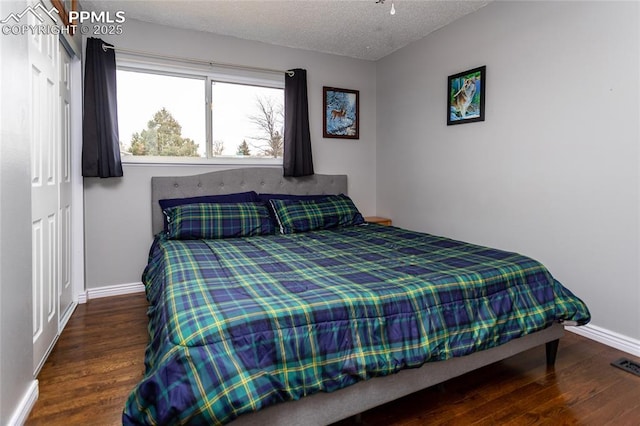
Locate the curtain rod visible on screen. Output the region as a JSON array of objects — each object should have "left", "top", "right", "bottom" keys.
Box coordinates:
[{"left": 101, "top": 44, "right": 294, "bottom": 77}]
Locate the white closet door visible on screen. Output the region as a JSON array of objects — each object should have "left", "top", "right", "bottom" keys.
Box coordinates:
[
  {"left": 29, "top": 13, "right": 60, "bottom": 375},
  {"left": 59, "top": 47, "right": 73, "bottom": 325}
]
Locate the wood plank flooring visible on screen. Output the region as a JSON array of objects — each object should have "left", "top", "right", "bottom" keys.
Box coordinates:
[
  {"left": 26, "top": 294, "right": 149, "bottom": 425},
  {"left": 27, "top": 293, "right": 640, "bottom": 425}
]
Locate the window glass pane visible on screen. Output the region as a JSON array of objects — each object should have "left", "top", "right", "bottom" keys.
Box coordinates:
[
  {"left": 117, "top": 70, "right": 205, "bottom": 157},
  {"left": 211, "top": 82, "right": 284, "bottom": 158}
]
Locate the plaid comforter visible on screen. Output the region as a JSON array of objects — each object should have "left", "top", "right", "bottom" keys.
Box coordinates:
[{"left": 123, "top": 225, "right": 590, "bottom": 425}]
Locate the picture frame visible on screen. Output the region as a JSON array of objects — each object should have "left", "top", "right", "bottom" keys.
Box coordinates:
[
  {"left": 323, "top": 86, "right": 359, "bottom": 139},
  {"left": 447, "top": 65, "right": 486, "bottom": 125}
]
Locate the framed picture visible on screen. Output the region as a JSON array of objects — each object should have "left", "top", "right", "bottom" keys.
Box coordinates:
[
  {"left": 323, "top": 87, "right": 359, "bottom": 139},
  {"left": 447, "top": 65, "right": 486, "bottom": 125}
]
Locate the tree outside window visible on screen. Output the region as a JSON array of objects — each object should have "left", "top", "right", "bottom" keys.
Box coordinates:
[{"left": 116, "top": 68, "right": 284, "bottom": 161}]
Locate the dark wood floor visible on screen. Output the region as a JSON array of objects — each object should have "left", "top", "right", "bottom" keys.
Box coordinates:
[
  {"left": 27, "top": 293, "right": 640, "bottom": 425},
  {"left": 26, "top": 293, "right": 149, "bottom": 425}
]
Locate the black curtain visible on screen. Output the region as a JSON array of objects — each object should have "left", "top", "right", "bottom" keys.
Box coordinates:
[
  {"left": 283, "top": 69, "right": 314, "bottom": 177},
  {"left": 82, "top": 38, "right": 123, "bottom": 178}
]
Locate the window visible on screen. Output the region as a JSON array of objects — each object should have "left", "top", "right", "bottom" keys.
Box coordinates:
[
  {"left": 117, "top": 70, "right": 205, "bottom": 158},
  {"left": 116, "top": 63, "right": 284, "bottom": 163},
  {"left": 211, "top": 82, "right": 284, "bottom": 158}
]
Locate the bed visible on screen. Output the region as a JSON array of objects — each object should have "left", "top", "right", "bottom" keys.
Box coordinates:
[{"left": 123, "top": 167, "right": 590, "bottom": 426}]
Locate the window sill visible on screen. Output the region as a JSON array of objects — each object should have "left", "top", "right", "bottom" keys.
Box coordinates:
[{"left": 121, "top": 156, "right": 283, "bottom": 167}]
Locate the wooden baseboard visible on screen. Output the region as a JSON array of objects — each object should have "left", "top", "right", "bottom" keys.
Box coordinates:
[
  {"left": 566, "top": 323, "right": 640, "bottom": 357},
  {"left": 8, "top": 380, "right": 38, "bottom": 426},
  {"left": 78, "top": 282, "right": 145, "bottom": 304}
]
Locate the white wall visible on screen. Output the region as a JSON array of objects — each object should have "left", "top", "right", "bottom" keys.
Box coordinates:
[
  {"left": 0, "top": 1, "right": 36, "bottom": 423},
  {"left": 377, "top": 1, "right": 639, "bottom": 341},
  {"left": 84, "top": 19, "right": 377, "bottom": 289}
]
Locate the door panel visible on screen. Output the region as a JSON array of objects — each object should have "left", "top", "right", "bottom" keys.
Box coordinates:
[
  {"left": 29, "top": 12, "right": 59, "bottom": 375},
  {"left": 59, "top": 47, "right": 73, "bottom": 322},
  {"left": 32, "top": 220, "right": 43, "bottom": 342}
]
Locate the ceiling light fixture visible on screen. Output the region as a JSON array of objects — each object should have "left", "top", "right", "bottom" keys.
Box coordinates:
[{"left": 376, "top": 0, "right": 396, "bottom": 16}]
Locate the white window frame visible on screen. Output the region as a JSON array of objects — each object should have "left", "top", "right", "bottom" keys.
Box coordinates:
[{"left": 116, "top": 53, "right": 285, "bottom": 166}]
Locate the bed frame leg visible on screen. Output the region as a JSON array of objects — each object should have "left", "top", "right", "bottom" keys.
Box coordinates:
[{"left": 546, "top": 339, "right": 559, "bottom": 366}]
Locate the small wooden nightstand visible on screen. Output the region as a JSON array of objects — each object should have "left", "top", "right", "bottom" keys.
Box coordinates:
[{"left": 364, "top": 216, "right": 392, "bottom": 226}]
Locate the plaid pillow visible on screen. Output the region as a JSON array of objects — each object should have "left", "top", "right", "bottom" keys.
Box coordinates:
[
  {"left": 164, "top": 202, "right": 274, "bottom": 239},
  {"left": 159, "top": 191, "right": 259, "bottom": 231},
  {"left": 269, "top": 194, "right": 365, "bottom": 234}
]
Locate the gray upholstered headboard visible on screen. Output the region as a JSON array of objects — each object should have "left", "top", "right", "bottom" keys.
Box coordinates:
[{"left": 151, "top": 167, "right": 348, "bottom": 234}]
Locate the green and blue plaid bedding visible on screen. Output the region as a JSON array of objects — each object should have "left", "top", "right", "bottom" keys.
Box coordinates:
[
  {"left": 123, "top": 225, "right": 590, "bottom": 425},
  {"left": 269, "top": 194, "right": 365, "bottom": 234},
  {"left": 165, "top": 202, "right": 274, "bottom": 240}
]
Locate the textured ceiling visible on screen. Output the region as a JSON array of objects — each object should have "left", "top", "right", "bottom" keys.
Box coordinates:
[{"left": 83, "top": 0, "right": 489, "bottom": 61}]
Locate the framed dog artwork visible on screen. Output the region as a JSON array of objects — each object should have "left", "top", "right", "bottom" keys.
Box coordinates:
[{"left": 447, "top": 66, "right": 486, "bottom": 125}]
